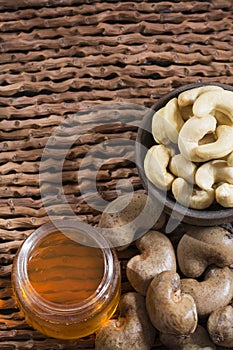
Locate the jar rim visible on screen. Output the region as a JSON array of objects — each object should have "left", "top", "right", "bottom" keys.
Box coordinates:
[{"left": 14, "top": 219, "right": 115, "bottom": 315}]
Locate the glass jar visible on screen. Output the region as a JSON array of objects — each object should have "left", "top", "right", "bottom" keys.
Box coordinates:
[{"left": 12, "top": 220, "right": 121, "bottom": 340}]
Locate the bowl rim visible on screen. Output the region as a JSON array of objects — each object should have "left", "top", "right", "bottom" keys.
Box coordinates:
[{"left": 136, "top": 82, "right": 233, "bottom": 225}]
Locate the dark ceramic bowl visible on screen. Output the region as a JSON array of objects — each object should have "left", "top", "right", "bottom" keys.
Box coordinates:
[{"left": 136, "top": 82, "right": 233, "bottom": 226}]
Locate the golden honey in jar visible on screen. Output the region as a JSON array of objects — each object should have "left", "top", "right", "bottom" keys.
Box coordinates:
[{"left": 12, "top": 220, "right": 121, "bottom": 340}]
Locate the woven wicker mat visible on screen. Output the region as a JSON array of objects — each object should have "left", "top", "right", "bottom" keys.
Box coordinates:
[{"left": 0, "top": 1, "right": 232, "bottom": 349}]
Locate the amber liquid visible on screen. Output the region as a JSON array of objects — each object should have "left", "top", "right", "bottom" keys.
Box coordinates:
[
  {"left": 28, "top": 232, "right": 104, "bottom": 305},
  {"left": 15, "top": 231, "right": 121, "bottom": 339}
]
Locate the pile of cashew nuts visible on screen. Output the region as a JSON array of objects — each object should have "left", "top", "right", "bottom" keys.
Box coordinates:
[
  {"left": 95, "top": 193, "right": 233, "bottom": 350},
  {"left": 144, "top": 85, "right": 233, "bottom": 209}
]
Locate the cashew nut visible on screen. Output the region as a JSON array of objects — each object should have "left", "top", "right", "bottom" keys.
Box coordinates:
[
  {"left": 178, "top": 115, "right": 217, "bottom": 162},
  {"left": 95, "top": 293, "right": 156, "bottom": 350},
  {"left": 207, "top": 305, "right": 233, "bottom": 348},
  {"left": 172, "top": 177, "right": 214, "bottom": 209},
  {"left": 195, "top": 125, "right": 233, "bottom": 161},
  {"left": 181, "top": 266, "right": 233, "bottom": 317},
  {"left": 177, "top": 226, "right": 233, "bottom": 278},
  {"left": 126, "top": 230, "right": 176, "bottom": 296},
  {"left": 193, "top": 90, "right": 233, "bottom": 120},
  {"left": 195, "top": 160, "right": 233, "bottom": 190},
  {"left": 147, "top": 85, "right": 233, "bottom": 209},
  {"left": 163, "top": 98, "right": 184, "bottom": 144},
  {"left": 152, "top": 99, "right": 184, "bottom": 145},
  {"left": 215, "top": 183, "right": 233, "bottom": 207},
  {"left": 178, "top": 86, "right": 223, "bottom": 107},
  {"left": 152, "top": 107, "right": 170, "bottom": 145},
  {"left": 169, "top": 154, "right": 197, "bottom": 183},
  {"left": 160, "top": 325, "right": 216, "bottom": 350},
  {"left": 144, "top": 145, "right": 175, "bottom": 190},
  {"left": 146, "top": 271, "right": 197, "bottom": 335}
]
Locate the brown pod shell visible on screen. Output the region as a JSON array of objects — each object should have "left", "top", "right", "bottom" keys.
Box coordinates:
[
  {"left": 177, "top": 226, "right": 233, "bottom": 278},
  {"left": 146, "top": 271, "right": 198, "bottom": 335},
  {"left": 127, "top": 230, "right": 176, "bottom": 295}
]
